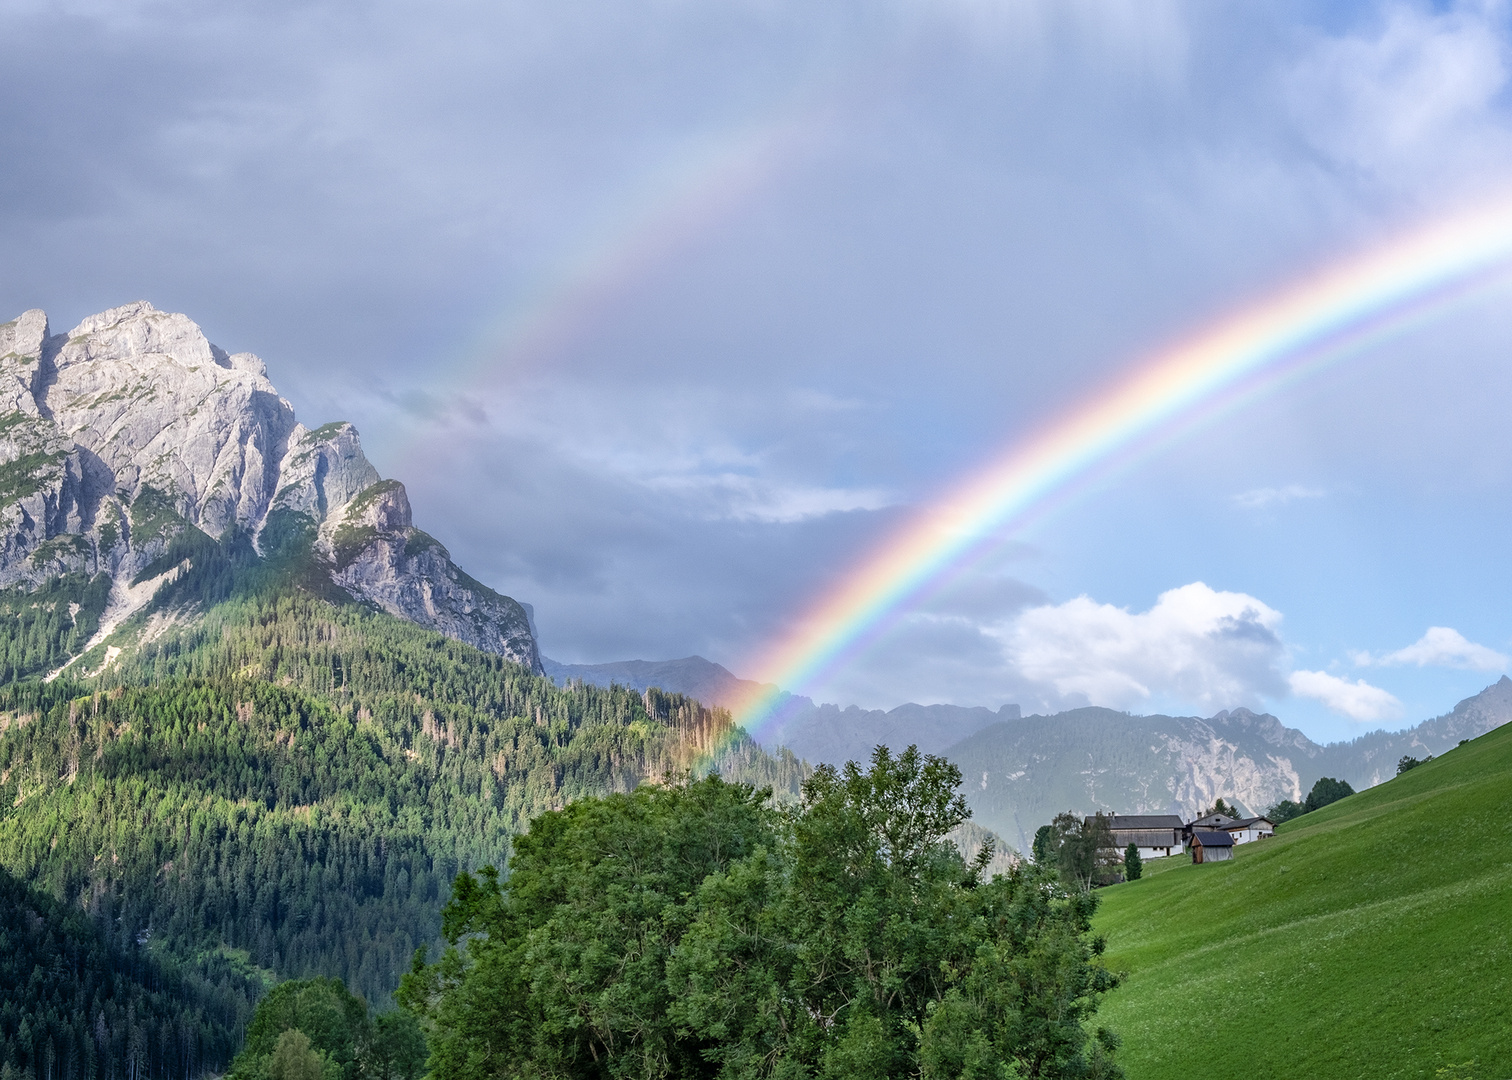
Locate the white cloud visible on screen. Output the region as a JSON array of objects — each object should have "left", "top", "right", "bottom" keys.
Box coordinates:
[
  {"left": 1000, "top": 582, "right": 1287, "bottom": 711},
  {"left": 1358, "top": 626, "right": 1509, "bottom": 672},
  {"left": 1284, "top": 2, "right": 1512, "bottom": 197},
  {"left": 1231, "top": 484, "right": 1325, "bottom": 510},
  {"left": 1288, "top": 669, "right": 1403, "bottom": 723}
]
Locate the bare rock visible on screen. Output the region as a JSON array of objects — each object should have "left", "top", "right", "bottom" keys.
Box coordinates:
[{"left": 0, "top": 302, "right": 543, "bottom": 673}]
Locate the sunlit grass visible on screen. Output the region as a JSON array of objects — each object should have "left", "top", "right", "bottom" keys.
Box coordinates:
[{"left": 1095, "top": 723, "right": 1512, "bottom": 1080}]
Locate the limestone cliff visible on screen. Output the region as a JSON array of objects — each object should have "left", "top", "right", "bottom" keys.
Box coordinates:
[{"left": 0, "top": 302, "right": 541, "bottom": 673}]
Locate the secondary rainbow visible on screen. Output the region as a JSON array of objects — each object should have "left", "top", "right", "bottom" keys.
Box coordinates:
[{"left": 725, "top": 193, "right": 1512, "bottom": 738}]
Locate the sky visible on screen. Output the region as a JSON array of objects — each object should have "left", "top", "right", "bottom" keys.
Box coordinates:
[{"left": 4, "top": 0, "right": 1512, "bottom": 742}]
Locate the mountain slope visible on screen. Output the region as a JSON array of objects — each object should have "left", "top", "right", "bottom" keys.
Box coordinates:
[
  {"left": 0, "top": 589, "right": 807, "bottom": 1014},
  {"left": 0, "top": 863, "right": 252, "bottom": 1080},
  {"left": 0, "top": 303, "right": 538, "bottom": 673},
  {"left": 946, "top": 679, "right": 1512, "bottom": 851},
  {"left": 1092, "top": 716, "right": 1512, "bottom": 1079}
]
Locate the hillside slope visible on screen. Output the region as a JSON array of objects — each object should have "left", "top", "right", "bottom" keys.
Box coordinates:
[{"left": 1093, "top": 719, "right": 1512, "bottom": 1080}]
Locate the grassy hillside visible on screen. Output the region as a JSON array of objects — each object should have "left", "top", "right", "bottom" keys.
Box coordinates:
[{"left": 1094, "top": 721, "right": 1512, "bottom": 1080}]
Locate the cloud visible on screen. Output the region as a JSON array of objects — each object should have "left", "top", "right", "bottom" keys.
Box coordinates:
[
  {"left": 1356, "top": 626, "right": 1509, "bottom": 672},
  {"left": 999, "top": 582, "right": 1288, "bottom": 711},
  {"left": 1231, "top": 484, "right": 1324, "bottom": 509},
  {"left": 1288, "top": 669, "right": 1402, "bottom": 723}
]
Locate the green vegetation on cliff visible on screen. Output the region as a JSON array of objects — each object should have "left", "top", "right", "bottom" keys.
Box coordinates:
[{"left": 1094, "top": 722, "right": 1512, "bottom": 1080}]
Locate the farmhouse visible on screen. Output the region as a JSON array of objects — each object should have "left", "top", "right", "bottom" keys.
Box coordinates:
[
  {"left": 1189, "top": 830, "right": 1234, "bottom": 863},
  {"left": 1187, "top": 811, "right": 1240, "bottom": 836},
  {"left": 1224, "top": 816, "right": 1275, "bottom": 844},
  {"left": 1095, "top": 814, "right": 1186, "bottom": 859}
]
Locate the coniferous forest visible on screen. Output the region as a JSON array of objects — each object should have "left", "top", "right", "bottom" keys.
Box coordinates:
[{"left": 0, "top": 526, "right": 1122, "bottom": 1079}]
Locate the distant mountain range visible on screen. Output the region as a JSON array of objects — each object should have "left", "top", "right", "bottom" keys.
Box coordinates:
[
  {"left": 543, "top": 654, "right": 1022, "bottom": 760},
  {"left": 544, "top": 655, "right": 1512, "bottom": 854}
]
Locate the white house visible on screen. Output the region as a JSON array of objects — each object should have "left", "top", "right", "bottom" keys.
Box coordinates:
[{"left": 1223, "top": 816, "right": 1275, "bottom": 845}]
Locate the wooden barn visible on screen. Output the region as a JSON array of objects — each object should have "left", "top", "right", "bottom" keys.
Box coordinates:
[
  {"left": 1096, "top": 814, "right": 1186, "bottom": 859},
  {"left": 1189, "top": 830, "right": 1235, "bottom": 864}
]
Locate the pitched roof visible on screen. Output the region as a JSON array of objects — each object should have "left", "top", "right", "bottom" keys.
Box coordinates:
[
  {"left": 1190, "top": 830, "right": 1235, "bottom": 847},
  {"left": 1225, "top": 817, "right": 1275, "bottom": 831},
  {"left": 1190, "top": 813, "right": 1239, "bottom": 827},
  {"left": 1105, "top": 815, "right": 1185, "bottom": 830}
]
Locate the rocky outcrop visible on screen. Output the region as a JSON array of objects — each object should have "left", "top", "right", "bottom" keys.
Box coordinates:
[
  {"left": 0, "top": 303, "right": 542, "bottom": 673},
  {"left": 326, "top": 479, "right": 540, "bottom": 670}
]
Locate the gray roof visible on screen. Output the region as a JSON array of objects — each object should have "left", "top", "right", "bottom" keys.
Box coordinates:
[
  {"left": 1105, "top": 815, "right": 1185, "bottom": 830},
  {"left": 1190, "top": 813, "right": 1239, "bottom": 827},
  {"left": 1226, "top": 817, "right": 1274, "bottom": 830},
  {"left": 1190, "top": 830, "right": 1235, "bottom": 847}
]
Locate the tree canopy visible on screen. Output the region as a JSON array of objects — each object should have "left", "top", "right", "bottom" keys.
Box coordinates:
[{"left": 402, "top": 748, "right": 1124, "bottom": 1079}]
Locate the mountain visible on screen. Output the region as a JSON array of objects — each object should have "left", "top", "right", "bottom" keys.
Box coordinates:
[
  {"left": 543, "top": 654, "right": 771, "bottom": 710},
  {"left": 543, "top": 655, "right": 1021, "bottom": 764},
  {"left": 1092, "top": 716, "right": 1512, "bottom": 1079},
  {"left": 759, "top": 698, "right": 1022, "bottom": 764},
  {"left": 948, "top": 677, "right": 1512, "bottom": 851},
  {"left": 0, "top": 302, "right": 538, "bottom": 674},
  {"left": 0, "top": 303, "right": 808, "bottom": 1067}
]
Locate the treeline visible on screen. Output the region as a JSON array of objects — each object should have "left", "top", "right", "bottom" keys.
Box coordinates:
[
  {"left": 0, "top": 863, "right": 254, "bottom": 1080},
  {"left": 0, "top": 592, "right": 806, "bottom": 1020}
]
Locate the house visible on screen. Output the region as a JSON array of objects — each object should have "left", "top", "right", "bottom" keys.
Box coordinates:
[
  {"left": 1223, "top": 816, "right": 1275, "bottom": 845},
  {"left": 1189, "top": 830, "right": 1235, "bottom": 863},
  {"left": 1090, "top": 814, "right": 1186, "bottom": 860},
  {"left": 1186, "top": 811, "right": 1240, "bottom": 838}
]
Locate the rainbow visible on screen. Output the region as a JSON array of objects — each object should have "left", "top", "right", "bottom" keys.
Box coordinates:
[{"left": 725, "top": 192, "right": 1512, "bottom": 740}]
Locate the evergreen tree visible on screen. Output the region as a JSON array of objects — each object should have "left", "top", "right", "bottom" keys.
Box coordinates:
[
  {"left": 1124, "top": 842, "right": 1142, "bottom": 881},
  {"left": 1304, "top": 777, "right": 1355, "bottom": 813}
]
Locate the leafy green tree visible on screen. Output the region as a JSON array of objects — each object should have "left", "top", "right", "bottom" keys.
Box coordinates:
[
  {"left": 230, "top": 978, "right": 367, "bottom": 1080},
  {"left": 1305, "top": 777, "right": 1356, "bottom": 813},
  {"left": 269, "top": 1030, "right": 329, "bottom": 1080},
  {"left": 362, "top": 1013, "right": 428, "bottom": 1080},
  {"left": 1032, "top": 823, "right": 1055, "bottom": 864},
  {"left": 404, "top": 749, "right": 1123, "bottom": 1080},
  {"left": 1397, "top": 755, "right": 1432, "bottom": 775},
  {"left": 1123, "top": 842, "right": 1142, "bottom": 881},
  {"left": 1266, "top": 799, "right": 1307, "bottom": 824},
  {"left": 1207, "top": 798, "right": 1237, "bottom": 817}
]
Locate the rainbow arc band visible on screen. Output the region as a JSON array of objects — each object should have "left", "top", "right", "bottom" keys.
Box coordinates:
[{"left": 722, "top": 193, "right": 1512, "bottom": 746}]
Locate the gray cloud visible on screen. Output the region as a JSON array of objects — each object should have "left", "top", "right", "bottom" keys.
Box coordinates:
[{"left": 7, "top": 1, "right": 1512, "bottom": 728}]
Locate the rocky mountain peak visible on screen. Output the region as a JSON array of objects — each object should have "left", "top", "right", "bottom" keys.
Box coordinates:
[{"left": 0, "top": 303, "right": 541, "bottom": 674}]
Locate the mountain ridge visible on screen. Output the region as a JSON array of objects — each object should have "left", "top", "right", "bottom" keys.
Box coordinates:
[{"left": 0, "top": 302, "right": 540, "bottom": 673}]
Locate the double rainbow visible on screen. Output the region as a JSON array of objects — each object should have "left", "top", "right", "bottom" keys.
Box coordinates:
[{"left": 728, "top": 193, "right": 1512, "bottom": 738}]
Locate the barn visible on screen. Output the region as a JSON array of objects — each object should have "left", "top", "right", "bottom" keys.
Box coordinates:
[
  {"left": 1189, "top": 830, "right": 1235, "bottom": 864},
  {"left": 1088, "top": 814, "right": 1186, "bottom": 859}
]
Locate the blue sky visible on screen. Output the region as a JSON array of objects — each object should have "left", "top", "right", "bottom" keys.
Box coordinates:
[{"left": 4, "top": 0, "right": 1512, "bottom": 742}]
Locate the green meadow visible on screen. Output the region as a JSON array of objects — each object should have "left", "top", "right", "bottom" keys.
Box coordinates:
[{"left": 1094, "top": 723, "right": 1512, "bottom": 1080}]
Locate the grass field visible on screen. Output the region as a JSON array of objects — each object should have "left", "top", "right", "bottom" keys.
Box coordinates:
[{"left": 1093, "top": 721, "right": 1512, "bottom": 1080}]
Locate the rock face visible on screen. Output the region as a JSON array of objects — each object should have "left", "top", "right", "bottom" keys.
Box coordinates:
[
  {"left": 0, "top": 303, "right": 541, "bottom": 673},
  {"left": 945, "top": 679, "right": 1512, "bottom": 853}
]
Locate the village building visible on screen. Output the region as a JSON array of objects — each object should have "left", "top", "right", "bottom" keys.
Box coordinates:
[
  {"left": 1186, "top": 811, "right": 1240, "bottom": 838},
  {"left": 1223, "top": 816, "right": 1275, "bottom": 844},
  {"left": 1090, "top": 814, "right": 1186, "bottom": 860},
  {"left": 1189, "top": 830, "right": 1235, "bottom": 863}
]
